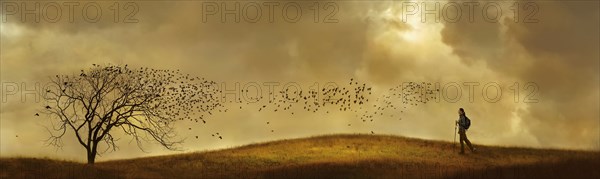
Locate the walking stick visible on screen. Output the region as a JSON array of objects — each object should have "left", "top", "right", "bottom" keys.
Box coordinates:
[{"left": 454, "top": 121, "right": 457, "bottom": 150}]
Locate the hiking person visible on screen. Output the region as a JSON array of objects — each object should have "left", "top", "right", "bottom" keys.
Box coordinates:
[{"left": 456, "top": 108, "right": 476, "bottom": 154}]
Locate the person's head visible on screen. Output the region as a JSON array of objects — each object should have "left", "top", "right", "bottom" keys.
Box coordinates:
[{"left": 458, "top": 108, "right": 465, "bottom": 115}]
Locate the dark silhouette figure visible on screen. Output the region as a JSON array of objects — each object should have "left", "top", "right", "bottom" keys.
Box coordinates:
[{"left": 456, "top": 108, "right": 476, "bottom": 154}]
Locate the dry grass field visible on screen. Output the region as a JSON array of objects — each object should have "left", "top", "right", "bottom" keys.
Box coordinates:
[{"left": 2, "top": 134, "right": 599, "bottom": 178}]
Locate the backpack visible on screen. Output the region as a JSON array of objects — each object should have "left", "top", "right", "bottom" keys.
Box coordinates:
[{"left": 463, "top": 116, "right": 471, "bottom": 130}]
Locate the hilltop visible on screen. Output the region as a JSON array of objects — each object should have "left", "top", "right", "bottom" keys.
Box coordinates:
[{"left": 1, "top": 134, "right": 599, "bottom": 178}]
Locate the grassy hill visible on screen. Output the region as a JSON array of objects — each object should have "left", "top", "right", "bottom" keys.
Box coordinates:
[{"left": 2, "top": 134, "right": 599, "bottom": 178}]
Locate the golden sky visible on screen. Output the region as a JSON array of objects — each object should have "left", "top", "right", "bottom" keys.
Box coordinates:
[{"left": 1, "top": 0, "right": 598, "bottom": 162}]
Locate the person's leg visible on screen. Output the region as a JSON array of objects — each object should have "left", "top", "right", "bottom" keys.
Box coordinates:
[
  {"left": 463, "top": 133, "right": 475, "bottom": 152},
  {"left": 459, "top": 131, "right": 465, "bottom": 153}
]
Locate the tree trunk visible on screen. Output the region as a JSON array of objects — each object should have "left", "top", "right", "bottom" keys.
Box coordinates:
[
  {"left": 87, "top": 147, "right": 97, "bottom": 164},
  {"left": 87, "top": 155, "right": 95, "bottom": 164}
]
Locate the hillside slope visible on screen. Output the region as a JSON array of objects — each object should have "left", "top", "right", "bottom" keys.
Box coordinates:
[{"left": 2, "top": 134, "right": 599, "bottom": 178}]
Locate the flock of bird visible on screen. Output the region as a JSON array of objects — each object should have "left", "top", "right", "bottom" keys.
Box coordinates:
[
  {"left": 192, "top": 80, "right": 439, "bottom": 137},
  {"left": 351, "top": 82, "right": 438, "bottom": 126},
  {"left": 250, "top": 78, "right": 372, "bottom": 115},
  {"left": 36, "top": 64, "right": 440, "bottom": 142},
  {"left": 113, "top": 65, "right": 224, "bottom": 128},
  {"left": 37, "top": 64, "right": 225, "bottom": 140}
]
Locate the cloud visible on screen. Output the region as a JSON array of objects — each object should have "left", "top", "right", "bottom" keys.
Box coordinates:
[{"left": 440, "top": 0, "right": 599, "bottom": 149}]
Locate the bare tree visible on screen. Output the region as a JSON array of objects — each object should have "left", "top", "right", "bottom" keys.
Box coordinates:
[{"left": 41, "top": 64, "right": 221, "bottom": 164}]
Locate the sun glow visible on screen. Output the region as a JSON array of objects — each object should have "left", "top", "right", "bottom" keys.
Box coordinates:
[
  {"left": 0, "top": 22, "right": 24, "bottom": 38},
  {"left": 399, "top": 4, "right": 425, "bottom": 43},
  {"left": 400, "top": 29, "right": 420, "bottom": 42}
]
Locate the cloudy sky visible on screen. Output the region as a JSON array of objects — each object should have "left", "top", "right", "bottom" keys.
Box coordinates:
[{"left": 1, "top": 0, "right": 598, "bottom": 162}]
